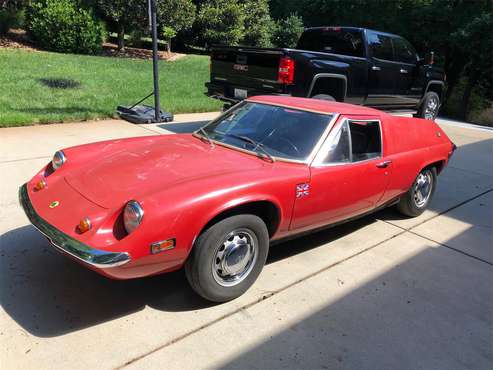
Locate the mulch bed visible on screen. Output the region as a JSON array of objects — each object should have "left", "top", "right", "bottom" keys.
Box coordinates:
[{"left": 0, "top": 28, "right": 185, "bottom": 61}]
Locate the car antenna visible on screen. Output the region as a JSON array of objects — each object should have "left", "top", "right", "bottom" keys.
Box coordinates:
[{"left": 116, "top": 0, "right": 173, "bottom": 124}]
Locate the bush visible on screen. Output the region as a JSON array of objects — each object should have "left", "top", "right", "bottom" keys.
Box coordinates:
[
  {"left": 272, "top": 13, "right": 304, "bottom": 48},
  {"left": 25, "top": 0, "right": 102, "bottom": 54},
  {"left": 196, "top": 0, "right": 245, "bottom": 46}
]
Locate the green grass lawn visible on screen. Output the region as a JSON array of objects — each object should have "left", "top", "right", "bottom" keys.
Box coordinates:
[{"left": 0, "top": 49, "right": 222, "bottom": 127}]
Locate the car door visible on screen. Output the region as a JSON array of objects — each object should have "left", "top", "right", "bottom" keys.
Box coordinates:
[
  {"left": 392, "top": 36, "right": 421, "bottom": 106},
  {"left": 365, "top": 31, "right": 400, "bottom": 106},
  {"left": 290, "top": 116, "right": 392, "bottom": 231}
]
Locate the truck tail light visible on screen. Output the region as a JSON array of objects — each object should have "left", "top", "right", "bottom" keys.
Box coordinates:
[{"left": 278, "top": 56, "right": 295, "bottom": 84}]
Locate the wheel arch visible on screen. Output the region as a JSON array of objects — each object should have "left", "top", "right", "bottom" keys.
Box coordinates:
[
  {"left": 198, "top": 199, "right": 283, "bottom": 241},
  {"left": 423, "top": 80, "right": 445, "bottom": 102},
  {"left": 422, "top": 159, "right": 446, "bottom": 174},
  {"left": 307, "top": 73, "right": 347, "bottom": 102}
]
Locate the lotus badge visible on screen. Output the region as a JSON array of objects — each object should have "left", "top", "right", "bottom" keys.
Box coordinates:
[{"left": 49, "top": 201, "right": 60, "bottom": 209}]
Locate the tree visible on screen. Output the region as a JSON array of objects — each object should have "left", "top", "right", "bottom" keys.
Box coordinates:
[
  {"left": 451, "top": 13, "right": 493, "bottom": 120},
  {"left": 272, "top": 13, "right": 303, "bottom": 48},
  {"left": 97, "top": 0, "right": 196, "bottom": 50},
  {"left": 157, "top": 0, "right": 195, "bottom": 35},
  {"left": 241, "top": 0, "right": 273, "bottom": 47},
  {"left": 96, "top": 0, "right": 143, "bottom": 50},
  {"left": 196, "top": 0, "right": 245, "bottom": 46},
  {"left": 162, "top": 26, "right": 176, "bottom": 53}
]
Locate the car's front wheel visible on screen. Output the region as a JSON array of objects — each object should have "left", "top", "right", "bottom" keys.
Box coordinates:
[
  {"left": 397, "top": 167, "right": 437, "bottom": 217},
  {"left": 185, "top": 214, "right": 269, "bottom": 302}
]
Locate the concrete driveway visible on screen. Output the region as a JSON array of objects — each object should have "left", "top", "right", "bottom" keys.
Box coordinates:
[{"left": 0, "top": 114, "right": 492, "bottom": 370}]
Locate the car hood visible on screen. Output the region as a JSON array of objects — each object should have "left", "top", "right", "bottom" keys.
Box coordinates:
[{"left": 65, "top": 134, "right": 264, "bottom": 208}]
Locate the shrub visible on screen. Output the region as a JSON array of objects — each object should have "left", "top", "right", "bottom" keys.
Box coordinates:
[
  {"left": 25, "top": 0, "right": 102, "bottom": 54},
  {"left": 196, "top": 0, "right": 245, "bottom": 46},
  {"left": 272, "top": 13, "right": 304, "bottom": 48}
]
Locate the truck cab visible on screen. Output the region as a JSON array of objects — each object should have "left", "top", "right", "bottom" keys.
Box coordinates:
[{"left": 205, "top": 27, "right": 446, "bottom": 120}]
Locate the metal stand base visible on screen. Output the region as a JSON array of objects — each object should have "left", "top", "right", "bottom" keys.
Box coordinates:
[
  {"left": 117, "top": 105, "right": 173, "bottom": 124},
  {"left": 116, "top": 0, "right": 172, "bottom": 125}
]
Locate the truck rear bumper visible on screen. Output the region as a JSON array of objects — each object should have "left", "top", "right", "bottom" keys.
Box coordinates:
[{"left": 205, "top": 82, "right": 288, "bottom": 103}]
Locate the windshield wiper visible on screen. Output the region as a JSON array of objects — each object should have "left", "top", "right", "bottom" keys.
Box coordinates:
[
  {"left": 223, "top": 133, "right": 275, "bottom": 162},
  {"left": 196, "top": 127, "right": 214, "bottom": 148}
]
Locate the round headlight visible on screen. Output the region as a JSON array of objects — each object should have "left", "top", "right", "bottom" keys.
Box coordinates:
[
  {"left": 52, "top": 151, "right": 66, "bottom": 170},
  {"left": 123, "top": 201, "right": 144, "bottom": 234}
]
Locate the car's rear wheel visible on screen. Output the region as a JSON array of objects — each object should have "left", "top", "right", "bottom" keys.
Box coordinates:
[
  {"left": 416, "top": 91, "right": 440, "bottom": 120},
  {"left": 185, "top": 214, "right": 269, "bottom": 302},
  {"left": 397, "top": 167, "right": 437, "bottom": 217}
]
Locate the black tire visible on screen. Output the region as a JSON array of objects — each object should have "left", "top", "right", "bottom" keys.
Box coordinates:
[
  {"left": 312, "top": 94, "right": 336, "bottom": 101},
  {"left": 416, "top": 91, "right": 440, "bottom": 120},
  {"left": 397, "top": 167, "right": 437, "bottom": 217},
  {"left": 185, "top": 214, "right": 269, "bottom": 302}
]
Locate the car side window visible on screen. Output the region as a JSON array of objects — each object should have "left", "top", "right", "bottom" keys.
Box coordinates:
[
  {"left": 348, "top": 120, "right": 382, "bottom": 161},
  {"left": 392, "top": 37, "right": 417, "bottom": 64},
  {"left": 322, "top": 120, "right": 351, "bottom": 164},
  {"left": 367, "top": 32, "right": 393, "bottom": 61}
]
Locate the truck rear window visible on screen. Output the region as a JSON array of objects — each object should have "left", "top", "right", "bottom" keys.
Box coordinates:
[{"left": 297, "top": 29, "right": 365, "bottom": 58}]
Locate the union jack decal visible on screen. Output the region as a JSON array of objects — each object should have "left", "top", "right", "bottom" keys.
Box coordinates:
[{"left": 296, "top": 183, "right": 310, "bottom": 198}]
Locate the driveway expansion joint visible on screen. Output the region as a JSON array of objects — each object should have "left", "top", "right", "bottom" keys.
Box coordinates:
[{"left": 379, "top": 187, "right": 493, "bottom": 266}]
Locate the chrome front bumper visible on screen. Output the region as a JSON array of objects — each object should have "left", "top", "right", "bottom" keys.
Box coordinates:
[{"left": 19, "top": 184, "right": 131, "bottom": 268}]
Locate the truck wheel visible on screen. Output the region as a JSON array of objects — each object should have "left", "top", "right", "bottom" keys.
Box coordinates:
[
  {"left": 397, "top": 167, "right": 437, "bottom": 217},
  {"left": 416, "top": 92, "right": 440, "bottom": 120},
  {"left": 185, "top": 214, "right": 269, "bottom": 302},
  {"left": 312, "top": 94, "right": 336, "bottom": 102}
]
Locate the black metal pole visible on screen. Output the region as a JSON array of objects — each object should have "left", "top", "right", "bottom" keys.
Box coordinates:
[{"left": 150, "top": 0, "right": 160, "bottom": 122}]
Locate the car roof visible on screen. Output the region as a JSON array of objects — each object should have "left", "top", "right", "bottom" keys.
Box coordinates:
[{"left": 247, "top": 95, "right": 386, "bottom": 117}]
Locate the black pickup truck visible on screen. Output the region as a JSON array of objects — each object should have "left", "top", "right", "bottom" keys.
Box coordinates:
[{"left": 205, "top": 27, "right": 446, "bottom": 119}]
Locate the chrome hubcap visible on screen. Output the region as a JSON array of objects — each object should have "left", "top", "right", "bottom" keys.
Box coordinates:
[
  {"left": 212, "top": 229, "right": 257, "bottom": 287},
  {"left": 414, "top": 171, "right": 433, "bottom": 208},
  {"left": 424, "top": 96, "right": 439, "bottom": 120}
]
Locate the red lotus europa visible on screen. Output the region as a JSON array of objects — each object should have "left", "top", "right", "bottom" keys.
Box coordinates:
[{"left": 19, "top": 96, "right": 456, "bottom": 302}]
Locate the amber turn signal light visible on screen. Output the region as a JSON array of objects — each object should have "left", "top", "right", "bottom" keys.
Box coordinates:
[
  {"left": 34, "top": 178, "right": 47, "bottom": 191},
  {"left": 78, "top": 217, "right": 92, "bottom": 233},
  {"left": 150, "top": 239, "right": 175, "bottom": 254}
]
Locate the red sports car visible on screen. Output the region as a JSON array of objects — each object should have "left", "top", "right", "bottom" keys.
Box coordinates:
[{"left": 19, "top": 96, "right": 456, "bottom": 302}]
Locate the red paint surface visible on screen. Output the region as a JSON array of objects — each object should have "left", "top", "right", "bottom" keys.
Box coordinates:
[{"left": 25, "top": 96, "right": 453, "bottom": 279}]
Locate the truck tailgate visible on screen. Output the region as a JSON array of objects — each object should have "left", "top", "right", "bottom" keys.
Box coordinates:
[{"left": 210, "top": 46, "right": 285, "bottom": 98}]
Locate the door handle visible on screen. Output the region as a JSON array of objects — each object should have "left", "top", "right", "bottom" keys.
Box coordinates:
[
  {"left": 376, "top": 159, "right": 392, "bottom": 168},
  {"left": 400, "top": 69, "right": 408, "bottom": 74},
  {"left": 372, "top": 66, "right": 381, "bottom": 71}
]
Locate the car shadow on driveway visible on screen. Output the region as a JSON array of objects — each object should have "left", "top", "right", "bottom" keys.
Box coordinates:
[{"left": 0, "top": 216, "right": 375, "bottom": 338}]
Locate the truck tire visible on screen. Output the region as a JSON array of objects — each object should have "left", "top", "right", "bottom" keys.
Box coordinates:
[
  {"left": 185, "top": 214, "right": 269, "bottom": 302},
  {"left": 312, "top": 94, "right": 336, "bottom": 102},
  {"left": 416, "top": 92, "right": 440, "bottom": 120}
]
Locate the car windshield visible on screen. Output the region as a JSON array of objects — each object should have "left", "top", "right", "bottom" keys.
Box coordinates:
[{"left": 201, "top": 102, "right": 332, "bottom": 161}]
